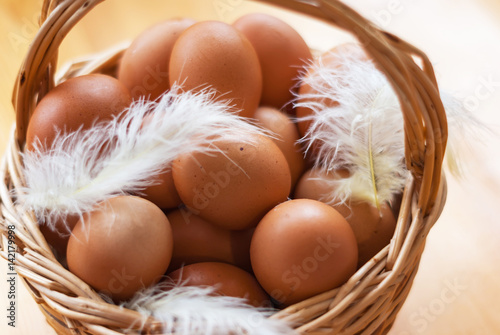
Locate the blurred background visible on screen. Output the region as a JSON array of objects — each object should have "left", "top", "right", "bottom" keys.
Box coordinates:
[{"left": 1, "top": 0, "right": 499, "bottom": 334}]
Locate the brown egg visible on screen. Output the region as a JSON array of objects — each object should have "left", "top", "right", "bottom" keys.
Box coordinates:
[
  {"left": 140, "top": 166, "right": 182, "bottom": 210},
  {"left": 136, "top": 114, "right": 182, "bottom": 209},
  {"left": 295, "top": 80, "right": 332, "bottom": 138},
  {"left": 250, "top": 199, "right": 358, "bottom": 306},
  {"left": 39, "top": 215, "right": 79, "bottom": 257},
  {"left": 233, "top": 13, "right": 312, "bottom": 110},
  {"left": 295, "top": 168, "right": 397, "bottom": 267},
  {"left": 296, "top": 43, "right": 368, "bottom": 137},
  {"left": 169, "top": 21, "right": 262, "bottom": 118},
  {"left": 343, "top": 202, "right": 396, "bottom": 267},
  {"left": 168, "top": 262, "right": 270, "bottom": 307},
  {"left": 172, "top": 133, "right": 291, "bottom": 230},
  {"left": 253, "top": 107, "right": 305, "bottom": 189},
  {"left": 294, "top": 168, "right": 348, "bottom": 202},
  {"left": 67, "top": 196, "right": 173, "bottom": 302},
  {"left": 26, "top": 74, "right": 131, "bottom": 152},
  {"left": 391, "top": 192, "right": 404, "bottom": 219},
  {"left": 118, "top": 18, "right": 196, "bottom": 100},
  {"left": 166, "top": 208, "right": 253, "bottom": 272}
]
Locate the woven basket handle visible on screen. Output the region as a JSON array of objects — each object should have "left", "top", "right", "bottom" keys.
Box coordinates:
[{"left": 12, "top": 0, "right": 447, "bottom": 214}]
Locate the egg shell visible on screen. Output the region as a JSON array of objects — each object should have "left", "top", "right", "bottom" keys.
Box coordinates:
[
  {"left": 169, "top": 21, "right": 262, "bottom": 118},
  {"left": 135, "top": 113, "right": 182, "bottom": 209},
  {"left": 172, "top": 133, "right": 291, "bottom": 230},
  {"left": 294, "top": 168, "right": 348, "bottom": 201},
  {"left": 250, "top": 199, "right": 358, "bottom": 306},
  {"left": 344, "top": 202, "right": 396, "bottom": 267},
  {"left": 26, "top": 74, "right": 131, "bottom": 152},
  {"left": 167, "top": 262, "right": 270, "bottom": 308},
  {"left": 294, "top": 168, "right": 396, "bottom": 267},
  {"left": 39, "top": 215, "right": 79, "bottom": 257},
  {"left": 253, "top": 106, "right": 305, "bottom": 188},
  {"left": 67, "top": 196, "right": 173, "bottom": 302},
  {"left": 118, "top": 18, "right": 196, "bottom": 100},
  {"left": 391, "top": 192, "right": 404, "bottom": 219},
  {"left": 296, "top": 43, "right": 368, "bottom": 137},
  {"left": 140, "top": 166, "right": 182, "bottom": 209},
  {"left": 233, "top": 13, "right": 312, "bottom": 110},
  {"left": 166, "top": 208, "right": 253, "bottom": 272}
]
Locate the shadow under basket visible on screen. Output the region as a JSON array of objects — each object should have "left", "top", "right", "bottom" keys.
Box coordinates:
[{"left": 0, "top": 0, "right": 448, "bottom": 334}]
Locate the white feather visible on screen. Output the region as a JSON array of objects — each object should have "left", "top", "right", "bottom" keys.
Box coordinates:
[
  {"left": 125, "top": 282, "right": 296, "bottom": 335},
  {"left": 295, "top": 51, "right": 409, "bottom": 208},
  {"left": 440, "top": 91, "right": 492, "bottom": 178},
  {"left": 296, "top": 48, "right": 492, "bottom": 207},
  {"left": 19, "top": 86, "right": 265, "bottom": 229}
]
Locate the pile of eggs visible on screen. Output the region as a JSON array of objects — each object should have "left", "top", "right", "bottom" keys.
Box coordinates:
[{"left": 27, "top": 13, "right": 399, "bottom": 307}]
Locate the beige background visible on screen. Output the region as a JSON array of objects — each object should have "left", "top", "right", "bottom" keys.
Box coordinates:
[{"left": 1, "top": 0, "right": 499, "bottom": 334}]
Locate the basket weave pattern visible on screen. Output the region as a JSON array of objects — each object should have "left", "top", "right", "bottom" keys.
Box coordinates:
[{"left": 0, "top": 0, "right": 448, "bottom": 334}]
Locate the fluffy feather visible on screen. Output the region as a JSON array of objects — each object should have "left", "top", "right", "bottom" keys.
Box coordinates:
[
  {"left": 19, "top": 86, "right": 265, "bottom": 229},
  {"left": 296, "top": 49, "right": 491, "bottom": 207},
  {"left": 124, "top": 282, "right": 295, "bottom": 335},
  {"left": 295, "top": 51, "right": 408, "bottom": 208},
  {"left": 440, "top": 90, "right": 491, "bottom": 178}
]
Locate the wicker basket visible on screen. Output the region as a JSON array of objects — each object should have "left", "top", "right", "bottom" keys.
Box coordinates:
[{"left": 0, "top": 0, "right": 448, "bottom": 334}]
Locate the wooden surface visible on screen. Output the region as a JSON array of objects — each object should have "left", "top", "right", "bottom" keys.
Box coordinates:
[{"left": 1, "top": 0, "right": 499, "bottom": 334}]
